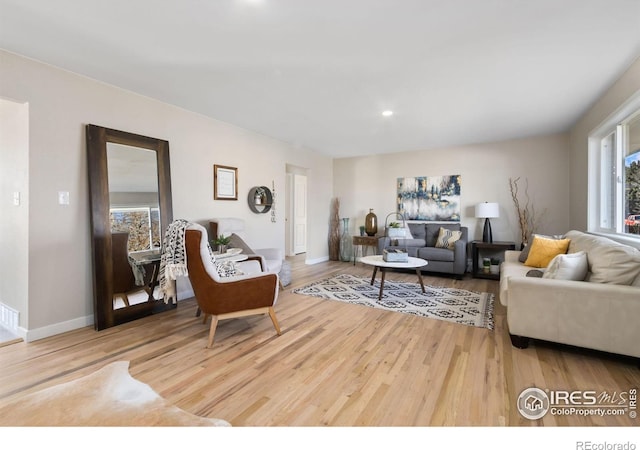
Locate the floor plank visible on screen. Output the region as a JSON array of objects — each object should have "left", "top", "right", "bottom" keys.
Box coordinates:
[{"left": 0, "top": 254, "right": 638, "bottom": 427}]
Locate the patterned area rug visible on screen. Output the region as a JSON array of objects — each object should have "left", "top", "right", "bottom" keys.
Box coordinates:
[{"left": 293, "top": 273, "right": 494, "bottom": 330}]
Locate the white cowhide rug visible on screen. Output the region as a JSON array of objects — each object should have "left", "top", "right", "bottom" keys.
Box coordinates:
[{"left": 0, "top": 361, "right": 230, "bottom": 427}]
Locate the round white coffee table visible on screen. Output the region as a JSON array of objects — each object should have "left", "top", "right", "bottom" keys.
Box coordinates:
[{"left": 359, "top": 255, "right": 428, "bottom": 300}]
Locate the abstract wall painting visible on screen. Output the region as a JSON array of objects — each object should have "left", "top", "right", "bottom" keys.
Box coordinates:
[{"left": 397, "top": 175, "right": 461, "bottom": 221}]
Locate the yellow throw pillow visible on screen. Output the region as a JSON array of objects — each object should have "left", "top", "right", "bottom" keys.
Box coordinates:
[
  {"left": 435, "top": 227, "right": 462, "bottom": 250},
  {"left": 524, "top": 236, "right": 571, "bottom": 268}
]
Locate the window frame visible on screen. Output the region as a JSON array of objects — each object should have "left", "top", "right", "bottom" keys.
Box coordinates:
[
  {"left": 588, "top": 89, "right": 640, "bottom": 241},
  {"left": 109, "top": 206, "right": 161, "bottom": 252}
]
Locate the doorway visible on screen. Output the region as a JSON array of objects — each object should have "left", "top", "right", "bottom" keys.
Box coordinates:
[
  {"left": 0, "top": 97, "right": 29, "bottom": 342},
  {"left": 285, "top": 165, "right": 308, "bottom": 256}
]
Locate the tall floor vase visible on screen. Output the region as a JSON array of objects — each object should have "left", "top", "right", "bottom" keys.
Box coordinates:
[
  {"left": 340, "top": 218, "right": 352, "bottom": 262},
  {"left": 329, "top": 198, "right": 341, "bottom": 261}
]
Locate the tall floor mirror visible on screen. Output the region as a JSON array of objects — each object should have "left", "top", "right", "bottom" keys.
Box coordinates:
[{"left": 86, "top": 124, "right": 175, "bottom": 330}]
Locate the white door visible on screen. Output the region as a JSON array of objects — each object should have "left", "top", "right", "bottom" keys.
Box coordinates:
[{"left": 293, "top": 174, "right": 307, "bottom": 254}]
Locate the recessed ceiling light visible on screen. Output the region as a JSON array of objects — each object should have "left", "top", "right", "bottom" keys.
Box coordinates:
[{"left": 382, "top": 110, "right": 394, "bottom": 117}]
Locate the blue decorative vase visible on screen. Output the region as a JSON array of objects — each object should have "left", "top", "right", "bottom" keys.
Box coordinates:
[{"left": 340, "top": 218, "right": 352, "bottom": 262}]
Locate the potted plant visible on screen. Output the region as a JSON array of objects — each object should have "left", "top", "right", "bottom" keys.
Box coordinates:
[
  {"left": 211, "top": 234, "right": 231, "bottom": 253},
  {"left": 387, "top": 221, "right": 405, "bottom": 238},
  {"left": 483, "top": 258, "right": 491, "bottom": 274},
  {"left": 359, "top": 225, "right": 366, "bottom": 236},
  {"left": 490, "top": 258, "right": 500, "bottom": 274}
]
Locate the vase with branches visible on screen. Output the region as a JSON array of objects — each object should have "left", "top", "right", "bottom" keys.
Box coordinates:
[
  {"left": 328, "top": 198, "right": 341, "bottom": 261},
  {"left": 509, "top": 177, "right": 545, "bottom": 248}
]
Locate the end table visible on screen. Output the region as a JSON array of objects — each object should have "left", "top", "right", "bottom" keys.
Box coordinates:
[
  {"left": 352, "top": 235, "right": 379, "bottom": 265},
  {"left": 471, "top": 240, "right": 516, "bottom": 280}
]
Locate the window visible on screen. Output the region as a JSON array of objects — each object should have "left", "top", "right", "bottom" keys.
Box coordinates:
[
  {"left": 589, "top": 91, "right": 640, "bottom": 238},
  {"left": 624, "top": 115, "right": 640, "bottom": 235},
  {"left": 110, "top": 207, "right": 161, "bottom": 252}
]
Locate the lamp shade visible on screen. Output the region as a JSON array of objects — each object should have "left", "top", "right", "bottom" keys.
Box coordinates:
[{"left": 475, "top": 202, "right": 499, "bottom": 219}]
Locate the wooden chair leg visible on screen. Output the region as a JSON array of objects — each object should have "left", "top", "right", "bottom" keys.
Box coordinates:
[
  {"left": 268, "top": 307, "right": 282, "bottom": 335},
  {"left": 114, "top": 294, "right": 130, "bottom": 308},
  {"left": 202, "top": 313, "right": 209, "bottom": 324},
  {"left": 207, "top": 316, "right": 219, "bottom": 348}
]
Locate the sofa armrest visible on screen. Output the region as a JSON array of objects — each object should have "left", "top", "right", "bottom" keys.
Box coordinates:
[
  {"left": 255, "top": 247, "right": 284, "bottom": 261},
  {"left": 504, "top": 250, "right": 522, "bottom": 263},
  {"left": 452, "top": 238, "right": 467, "bottom": 274},
  {"left": 506, "top": 277, "right": 640, "bottom": 358}
]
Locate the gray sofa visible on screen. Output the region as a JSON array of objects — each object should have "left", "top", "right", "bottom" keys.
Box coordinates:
[{"left": 377, "top": 223, "right": 468, "bottom": 277}]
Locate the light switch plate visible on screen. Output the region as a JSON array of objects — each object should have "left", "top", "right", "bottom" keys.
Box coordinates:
[
  {"left": 13, "top": 191, "right": 20, "bottom": 206},
  {"left": 58, "top": 191, "right": 70, "bottom": 205}
]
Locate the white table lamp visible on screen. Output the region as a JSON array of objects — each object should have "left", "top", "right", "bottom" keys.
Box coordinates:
[{"left": 475, "top": 202, "right": 499, "bottom": 243}]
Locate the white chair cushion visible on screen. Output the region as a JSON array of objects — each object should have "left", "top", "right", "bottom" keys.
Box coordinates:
[
  {"left": 237, "top": 260, "right": 262, "bottom": 275},
  {"left": 212, "top": 218, "right": 284, "bottom": 275},
  {"left": 264, "top": 258, "right": 282, "bottom": 274},
  {"left": 213, "top": 218, "right": 245, "bottom": 236}
]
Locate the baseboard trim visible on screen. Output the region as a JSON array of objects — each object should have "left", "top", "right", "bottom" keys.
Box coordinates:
[
  {"left": 25, "top": 314, "right": 94, "bottom": 342},
  {"left": 19, "top": 295, "right": 198, "bottom": 343},
  {"left": 305, "top": 256, "right": 329, "bottom": 265}
]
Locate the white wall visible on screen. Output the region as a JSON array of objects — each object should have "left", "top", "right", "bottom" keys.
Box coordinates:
[
  {"left": 333, "top": 133, "right": 571, "bottom": 246},
  {"left": 569, "top": 57, "right": 640, "bottom": 231},
  {"left": 0, "top": 50, "right": 332, "bottom": 340},
  {"left": 0, "top": 98, "right": 29, "bottom": 329},
  {"left": 6, "top": 44, "right": 634, "bottom": 340}
]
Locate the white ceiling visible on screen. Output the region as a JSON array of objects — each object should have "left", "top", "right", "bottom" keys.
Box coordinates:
[{"left": 1, "top": 0, "right": 639, "bottom": 158}]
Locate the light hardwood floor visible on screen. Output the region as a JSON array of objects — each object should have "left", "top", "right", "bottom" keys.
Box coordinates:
[{"left": 0, "top": 255, "right": 638, "bottom": 426}]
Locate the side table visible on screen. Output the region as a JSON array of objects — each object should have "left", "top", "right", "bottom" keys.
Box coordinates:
[
  {"left": 128, "top": 251, "right": 161, "bottom": 302},
  {"left": 352, "top": 235, "right": 379, "bottom": 265},
  {"left": 471, "top": 240, "right": 516, "bottom": 280}
]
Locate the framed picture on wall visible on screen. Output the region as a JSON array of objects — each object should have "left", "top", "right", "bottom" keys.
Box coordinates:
[
  {"left": 214, "top": 164, "right": 238, "bottom": 200},
  {"left": 397, "top": 175, "right": 461, "bottom": 221}
]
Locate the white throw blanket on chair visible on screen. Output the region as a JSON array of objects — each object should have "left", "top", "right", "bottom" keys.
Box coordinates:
[{"left": 159, "top": 219, "right": 192, "bottom": 304}]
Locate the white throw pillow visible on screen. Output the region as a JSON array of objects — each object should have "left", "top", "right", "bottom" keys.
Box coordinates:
[{"left": 542, "top": 251, "right": 588, "bottom": 281}]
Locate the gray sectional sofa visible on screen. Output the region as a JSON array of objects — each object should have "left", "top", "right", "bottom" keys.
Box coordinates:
[{"left": 377, "top": 222, "right": 468, "bottom": 277}]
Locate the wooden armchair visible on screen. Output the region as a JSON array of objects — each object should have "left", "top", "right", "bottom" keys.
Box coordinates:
[{"left": 184, "top": 224, "right": 281, "bottom": 348}]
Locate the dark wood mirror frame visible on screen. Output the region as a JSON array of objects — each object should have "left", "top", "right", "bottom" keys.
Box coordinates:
[{"left": 86, "top": 124, "right": 174, "bottom": 330}]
